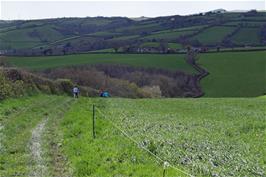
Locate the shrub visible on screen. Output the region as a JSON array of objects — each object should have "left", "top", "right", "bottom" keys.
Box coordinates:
[
  {"left": 11, "top": 80, "right": 26, "bottom": 97},
  {"left": 0, "top": 72, "right": 13, "bottom": 100},
  {"left": 141, "top": 85, "right": 162, "bottom": 98},
  {"left": 56, "top": 79, "right": 74, "bottom": 96}
]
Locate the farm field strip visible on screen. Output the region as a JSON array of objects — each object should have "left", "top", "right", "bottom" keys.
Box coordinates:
[{"left": 5, "top": 53, "right": 195, "bottom": 73}]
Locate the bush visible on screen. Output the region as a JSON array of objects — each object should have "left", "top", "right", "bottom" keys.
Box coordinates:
[
  {"left": 0, "top": 72, "right": 13, "bottom": 100},
  {"left": 11, "top": 80, "right": 26, "bottom": 97},
  {"left": 56, "top": 79, "right": 74, "bottom": 96},
  {"left": 141, "top": 85, "right": 162, "bottom": 98}
]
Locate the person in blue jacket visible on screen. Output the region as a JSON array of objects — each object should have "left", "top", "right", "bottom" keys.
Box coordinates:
[{"left": 100, "top": 90, "right": 110, "bottom": 97}]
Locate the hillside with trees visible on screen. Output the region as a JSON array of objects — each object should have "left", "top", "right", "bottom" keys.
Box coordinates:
[{"left": 1, "top": 10, "right": 265, "bottom": 56}]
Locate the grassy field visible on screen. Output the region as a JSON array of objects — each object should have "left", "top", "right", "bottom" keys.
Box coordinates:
[
  {"left": 5, "top": 53, "right": 196, "bottom": 73},
  {"left": 140, "top": 42, "right": 183, "bottom": 49},
  {"left": 191, "top": 26, "right": 236, "bottom": 45},
  {"left": 101, "top": 96, "right": 266, "bottom": 176},
  {"left": 115, "top": 23, "right": 164, "bottom": 34},
  {"left": 168, "top": 43, "right": 183, "bottom": 49},
  {"left": 140, "top": 42, "right": 160, "bottom": 48},
  {"left": 151, "top": 26, "right": 207, "bottom": 34},
  {"left": 142, "top": 30, "right": 195, "bottom": 40},
  {"left": 1, "top": 95, "right": 265, "bottom": 176},
  {"left": 231, "top": 28, "right": 261, "bottom": 45},
  {"left": 0, "top": 25, "right": 64, "bottom": 49},
  {"left": 224, "top": 21, "right": 266, "bottom": 27},
  {"left": 107, "top": 35, "right": 140, "bottom": 41},
  {"left": 199, "top": 51, "right": 266, "bottom": 97}
]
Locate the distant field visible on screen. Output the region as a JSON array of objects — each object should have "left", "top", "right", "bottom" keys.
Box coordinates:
[
  {"left": 151, "top": 25, "right": 207, "bottom": 34},
  {"left": 231, "top": 28, "right": 261, "bottom": 45},
  {"left": 88, "top": 31, "right": 121, "bottom": 37},
  {"left": 1, "top": 12, "right": 265, "bottom": 50},
  {"left": 200, "top": 51, "right": 266, "bottom": 97},
  {"left": 0, "top": 25, "right": 64, "bottom": 49},
  {"left": 140, "top": 42, "right": 160, "bottom": 48},
  {"left": 224, "top": 21, "right": 266, "bottom": 27},
  {"left": 0, "top": 40, "right": 41, "bottom": 50},
  {"left": 168, "top": 43, "right": 183, "bottom": 49},
  {"left": 142, "top": 30, "right": 195, "bottom": 40},
  {"left": 191, "top": 26, "right": 236, "bottom": 45},
  {"left": 89, "top": 48, "right": 115, "bottom": 53},
  {"left": 5, "top": 51, "right": 266, "bottom": 97},
  {"left": 108, "top": 35, "right": 139, "bottom": 41},
  {"left": 115, "top": 23, "right": 163, "bottom": 33},
  {"left": 140, "top": 42, "right": 182, "bottom": 49},
  {"left": 5, "top": 53, "right": 196, "bottom": 73}
]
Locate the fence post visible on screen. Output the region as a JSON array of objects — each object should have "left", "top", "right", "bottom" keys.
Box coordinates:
[
  {"left": 92, "top": 104, "right": 96, "bottom": 139},
  {"left": 163, "top": 161, "right": 169, "bottom": 177}
]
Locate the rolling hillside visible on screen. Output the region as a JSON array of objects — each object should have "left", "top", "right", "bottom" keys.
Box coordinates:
[
  {"left": 1, "top": 10, "right": 265, "bottom": 98},
  {"left": 1, "top": 10, "right": 265, "bottom": 55}
]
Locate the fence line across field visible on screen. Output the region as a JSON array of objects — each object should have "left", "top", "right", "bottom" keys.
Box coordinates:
[
  {"left": 112, "top": 106, "right": 228, "bottom": 174},
  {"left": 108, "top": 106, "right": 194, "bottom": 165},
  {"left": 94, "top": 105, "right": 194, "bottom": 177}
]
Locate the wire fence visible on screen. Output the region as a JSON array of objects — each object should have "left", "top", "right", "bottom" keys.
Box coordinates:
[{"left": 94, "top": 105, "right": 194, "bottom": 177}]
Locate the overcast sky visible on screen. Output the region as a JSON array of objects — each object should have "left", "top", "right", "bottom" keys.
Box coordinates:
[{"left": 0, "top": 0, "right": 265, "bottom": 20}]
